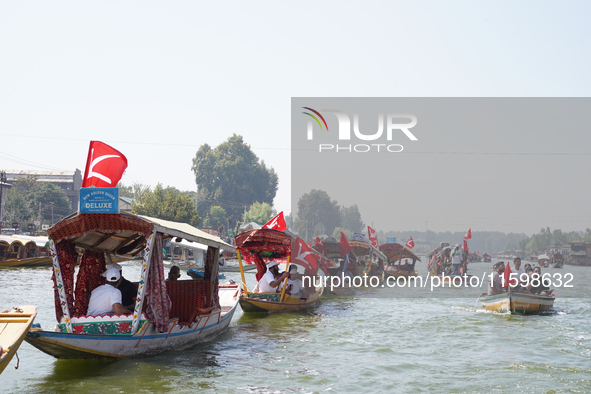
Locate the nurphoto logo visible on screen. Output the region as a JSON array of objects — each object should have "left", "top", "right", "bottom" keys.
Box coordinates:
[{"left": 302, "top": 107, "right": 418, "bottom": 153}]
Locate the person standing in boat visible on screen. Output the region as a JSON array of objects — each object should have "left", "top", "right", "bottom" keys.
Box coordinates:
[
  {"left": 451, "top": 244, "right": 463, "bottom": 275},
  {"left": 258, "top": 260, "right": 289, "bottom": 293},
  {"left": 87, "top": 267, "right": 132, "bottom": 316}
]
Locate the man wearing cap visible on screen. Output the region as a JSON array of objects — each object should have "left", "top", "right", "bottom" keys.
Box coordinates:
[
  {"left": 107, "top": 263, "right": 137, "bottom": 310},
  {"left": 258, "top": 261, "right": 289, "bottom": 293},
  {"left": 87, "top": 267, "right": 133, "bottom": 315}
]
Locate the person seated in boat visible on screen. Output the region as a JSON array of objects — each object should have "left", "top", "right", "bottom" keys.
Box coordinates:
[
  {"left": 87, "top": 267, "right": 132, "bottom": 316},
  {"left": 527, "top": 266, "right": 553, "bottom": 295},
  {"left": 167, "top": 265, "right": 181, "bottom": 281},
  {"left": 258, "top": 260, "right": 289, "bottom": 293},
  {"left": 287, "top": 265, "right": 310, "bottom": 298},
  {"left": 451, "top": 245, "right": 462, "bottom": 275},
  {"left": 107, "top": 263, "right": 137, "bottom": 311},
  {"left": 513, "top": 258, "right": 525, "bottom": 280},
  {"left": 488, "top": 262, "right": 506, "bottom": 295}
]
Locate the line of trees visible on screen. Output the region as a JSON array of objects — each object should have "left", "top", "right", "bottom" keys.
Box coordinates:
[{"left": 4, "top": 175, "right": 72, "bottom": 227}]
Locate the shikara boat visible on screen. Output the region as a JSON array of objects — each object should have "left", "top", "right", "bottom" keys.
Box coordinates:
[
  {"left": 551, "top": 254, "right": 564, "bottom": 268},
  {"left": 235, "top": 228, "right": 325, "bottom": 313},
  {"left": 348, "top": 240, "right": 387, "bottom": 281},
  {"left": 479, "top": 291, "right": 555, "bottom": 314},
  {"left": 379, "top": 243, "right": 420, "bottom": 278},
  {"left": 25, "top": 212, "right": 239, "bottom": 359},
  {"left": 0, "top": 236, "right": 52, "bottom": 268},
  {"left": 538, "top": 254, "right": 550, "bottom": 268},
  {"left": 0, "top": 305, "right": 37, "bottom": 374}
]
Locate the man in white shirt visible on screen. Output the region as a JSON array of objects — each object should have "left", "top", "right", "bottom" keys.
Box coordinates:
[
  {"left": 451, "top": 245, "right": 463, "bottom": 275},
  {"left": 87, "top": 267, "right": 133, "bottom": 316},
  {"left": 258, "top": 261, "right": 289, "bottom": 293}
]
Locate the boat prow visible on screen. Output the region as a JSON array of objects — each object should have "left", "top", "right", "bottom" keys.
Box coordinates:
[
  {"left": 479, "top": 292, "right": 555, "bottom": 314},
  {"left": 0, "top": 305, "right": 37, "bottom": 374}
]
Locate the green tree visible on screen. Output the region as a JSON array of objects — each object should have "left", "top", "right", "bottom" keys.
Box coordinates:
[
  {"left": 242, "top": 202, "right": 274, "bottom": 225},
  {"left": 191, "top": 134, "right": 278, "bottom": 219},
  {"left": 295, "top": 190, "right": 341, "bottom": 241},
  {"left": 5, "top": 175, "right": 71, "bottom": 225},
  {"left": 131, "top": 183, "right": 200, "bottom": 226},
  {"left": 340, "top": 204, "right": 364, "bottom": 233},
  {"left": 205, "top": 206, "right": 227, "bottom": 229},
  {"left": 332, "top": 226, "right": 352, "bottom": 241},
  {"left": 116, "top": 182, "right": 148, "bottom": 199}
]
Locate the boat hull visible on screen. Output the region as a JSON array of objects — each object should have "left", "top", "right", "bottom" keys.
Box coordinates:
[
  {"left": 0, "top": 256, "right": 53, "bottom": 268},
  {"left": 25, "top": 288, "right": 240, "bottom": 359},
  {"left": 480, "top": 292, "right": 555, "bottom": 314},
  {"left": 0, "top": 305, "right": 37, "bottom": 374},
  {"left": 239, "top": 291, "right": 322, "bottom": 313}
]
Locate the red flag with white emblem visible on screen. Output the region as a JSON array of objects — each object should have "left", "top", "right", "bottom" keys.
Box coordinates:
[
  {"left": 463, "top": 239, "right": 469, "bottom": 254},
  {"left": 262, "top": 212, "right": 287, "bottom": 231},
  {"left": 405, "top": 236, "right": 415, "bottom": 249},
  {"left": 82, "top": 141, "right": 128, "bottom": 188},
  {"left": 293, "top": 237, "right": 319, "bottom": 276},
  {"left": 464, "top": 228, "right": 472, "bottom": 240},
  {"left": 368, "top": 226, "right": 379, "bottom": 248}
]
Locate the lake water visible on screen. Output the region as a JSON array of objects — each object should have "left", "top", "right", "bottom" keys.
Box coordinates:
[{"left": 1, "top": 259, "right": 590, "bottom": 393}]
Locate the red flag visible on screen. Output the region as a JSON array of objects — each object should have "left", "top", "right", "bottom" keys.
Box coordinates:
[
  {"left": 262, "top": 211, "right": 287, "bottom": 231},
  {"left": 314, "top": 236, "right": 325, "bottom": 255},
  {"left": 464, "top": 228, "right": 472, "bottom": 240},
  {"left": 368, "top": 226, "right": 379, "bottom": 248},
  {"left": 339, "top": 232, "right": 353, "bottom": 257},
  {"left": 502, "top": 262, "right": 516, "bottom": 288},
  {"left": 82, "top": 141, "right": 128, "bottom": 188},
  {"left": 405, "top": 236, "right": 414, "bottom": 249},
  {"left": 293, "top": 237, "right": 319, "bottom": 276},
  {"left": 463, "top": 240, "right": 469, "bottom": 254}
]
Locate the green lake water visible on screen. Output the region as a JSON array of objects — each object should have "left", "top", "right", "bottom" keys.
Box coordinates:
[{"left": 1, "top": 259, "right": 590, "bottom": 393}]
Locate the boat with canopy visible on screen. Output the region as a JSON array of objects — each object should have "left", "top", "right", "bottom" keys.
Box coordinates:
[
  {"left": 379, "top": 243, "right": 421, "bottom": 278},
  {"left": 0, "top": 236, "right": 52, "bottom": 268},
  {"left": 235, "top": 228, "right": 326, "bottom": 313},
  {"left": 25, "top": 212, "right": 239, "bottom": 358}
]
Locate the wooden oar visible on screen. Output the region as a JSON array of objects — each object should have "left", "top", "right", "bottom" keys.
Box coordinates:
[{"left": 279, "top": 256, "right": 291, "bottom": 302}]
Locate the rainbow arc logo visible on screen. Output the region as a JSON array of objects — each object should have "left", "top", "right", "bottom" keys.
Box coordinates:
[{"left": 302, "top": 107, "right": 329, "bottom": 131}]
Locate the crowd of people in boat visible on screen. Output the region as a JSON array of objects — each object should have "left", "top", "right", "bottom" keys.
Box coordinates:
[{"left": 488, "top": 257, "right": 554, "bottom": 296}]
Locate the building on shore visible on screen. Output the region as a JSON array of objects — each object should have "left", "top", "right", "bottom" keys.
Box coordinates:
[
  {"left": 3, "top": 169, "right": 82, "bottom": 213},
  {"left": 567, "top": 242, "right": 591, "bottom": 266}
]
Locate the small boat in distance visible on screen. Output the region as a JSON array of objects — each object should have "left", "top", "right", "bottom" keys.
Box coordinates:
[
  {"left": 479, "top": 291, "right": 555, "bottom": 314},
  {"left": 0, "top": 236, "right": 52, "bottom": 268},
  {"left": 0, "top": 305, "right": 37, "bottom": 374},
  {"left": 538, "top": 254, "right": 550, "bottom": 268},
  {"left": 551, "top": 254, "right": 564, "bottom": 268},
  {"left": 379, "top": 243, "right": 421, "bottom": 278}
]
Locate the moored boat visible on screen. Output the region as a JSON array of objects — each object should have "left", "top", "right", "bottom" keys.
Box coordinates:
[
  {"left": 479, "top": 291, "right": 555, "bottom": 314},
  {"left": 0, "top": 305, "right": 37, "bottom": 374},
  {"left": 235, "top": 228, "right": 325, "bottom": 313},
  {"left": 0, "top": 236, "right": 52, "bottom": 268},
  {"left": 25, "top": 212, "right": 239, "bottom": 359},
  {"left": 551, "top": 254, "right": 564, "bottom": 268}
]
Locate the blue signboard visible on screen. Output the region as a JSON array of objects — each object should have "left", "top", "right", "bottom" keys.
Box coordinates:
[
  {"left": 386, "top": 237, "right": 396, "bottom": 244},
  {"left": 353, "top": 233, "right": 365, "bottom": 241},
  {"left": 79, "top": 188, "right": 119, "bottom": 214}
]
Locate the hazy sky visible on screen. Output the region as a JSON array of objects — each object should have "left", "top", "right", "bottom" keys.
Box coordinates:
[{"left": 1, "top": 2, "right": 590, "bottom": 235}]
